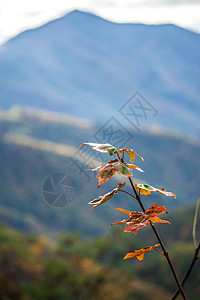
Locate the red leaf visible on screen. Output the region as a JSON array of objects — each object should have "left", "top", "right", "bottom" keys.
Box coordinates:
[
  {"left": 112, "top": 203, "right": 169, "bottom": 234},
  {"left": 145, "top": 203, "right": 167, "bottom": 216}
]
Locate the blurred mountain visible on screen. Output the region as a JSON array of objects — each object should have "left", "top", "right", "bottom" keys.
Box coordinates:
[
  {"left": 0, "top": 10, "right": 200, "bottom": 136},
  {"left": 0, "top": 107, "right": 199, "bottom": 234}
]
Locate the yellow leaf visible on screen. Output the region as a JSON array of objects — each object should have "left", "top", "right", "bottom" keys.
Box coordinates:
[{"left": 118, "top": 148, "right": 144, "bottom": 163}]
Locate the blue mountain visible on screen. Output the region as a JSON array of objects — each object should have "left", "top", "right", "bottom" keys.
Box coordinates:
[{"left": 0, "top": 10, "right": 200, "bottom": 136}]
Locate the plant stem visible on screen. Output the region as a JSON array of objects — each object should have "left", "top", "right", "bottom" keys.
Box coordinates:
[
  {"left": 154, "top": 248, "right": 164, "bottom": 256},
  {"left": 171, "top": 241, "right": 200, "bottom": 300},
  {"left": 128, "top": 177, "right": 188, "bottom": 300},
  {"left": 119, "top": 189, "right": 137, "bottom": 199}
]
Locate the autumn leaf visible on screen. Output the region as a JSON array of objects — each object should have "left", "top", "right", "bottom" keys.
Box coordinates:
[
  {"left": 111, "top": 208, "right": 142, "bottom": 225},
  {"left": 135, "top": 183, "right": 176, "bottom": 198},
  {"left": 127, "top": 164, "right": 145, "bottom": 173},
  {"left": 145, "top": 203, "right": 167, "bottom": 215},
  {"left": 118, "top": 148, "right": 144, "bottom": 163},
  {"left": 114, "top": 208, "right": 131, "bottom": 216},
  {"left": 150, "top": 216, "right": 170, "bottom": 224},
  {"left": 112, "top": 203, "right": 169, "bottom": 234},
  {"left": 79, "top": 142, "right": 117, "bottom": 156},
  {"left": 123, "top": 244, "right": 160, "bottom": 261},
  {"left": 88, "top": 182, "right": 126, "bottom": 210},
  {"left": 124, "top": 218, "right": 151, "bottom": 234},
  {"left": 79, "top": 143, "right": 144, "bottom": 164},
  {"left": 87, "top": 159, "right": 133, "bottom": 186}
]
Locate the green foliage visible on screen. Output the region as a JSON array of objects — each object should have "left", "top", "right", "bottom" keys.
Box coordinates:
[
  {"left": 0, "top": 218, "right": 199, "bottom": 299},
  {"left": 0, "top": 226, "right": 171, "bottom": 300}
]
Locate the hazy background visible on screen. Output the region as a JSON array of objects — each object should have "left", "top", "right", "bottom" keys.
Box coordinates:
[{"left": 0, "top": 1, "right": 200, "bottom": 299}]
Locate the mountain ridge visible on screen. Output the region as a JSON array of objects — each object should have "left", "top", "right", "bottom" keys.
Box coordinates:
[
  {"left": 0, "top": 107, "right": 199, "bottom": 235},
  {"left": 4, "top": 9, "right": 199, "bottom": 45},
  {"left": 0, "top": 9, "right": 200, "bottom": 136}
]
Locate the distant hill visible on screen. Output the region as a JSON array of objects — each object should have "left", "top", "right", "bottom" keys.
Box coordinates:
[
  {"left": 0, "top": 10, "right": 200, "bottom": 136},
  {"left": 0, "top": 107, "right": 199, "bottom": 234}
]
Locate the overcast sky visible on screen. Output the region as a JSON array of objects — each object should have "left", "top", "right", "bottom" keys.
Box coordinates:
[{"left": 0, "top": 0, "right": 200, "bottom": 44}]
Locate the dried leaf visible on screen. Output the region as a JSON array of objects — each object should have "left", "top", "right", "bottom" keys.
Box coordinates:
[
  {"left": 79, "top": 142, "right": 117, "bottom": 156},
  {"left": 87, "top": 159, "right": 133, "bottom": 186},
  {"left": 135, "top": 184, "right": 176, "bottom": 198},
  {"left": 158, "top": 189, "right": 176, "bottom": 198},
  {"left": 124, "top": 218, "right": 150, "bottom": 235},
  {"left": 88, "top": 182, "right": 126, "bottom": 210},
  {"left": 127, "top": 164, "right": 145, "bottom": 173},
  {"left": 112, "top": 203, "right": 169, "bottom": 234},
  {"left": 123, "top": 244, "right": 160, "bottom": 261},
  {"left": 118, "top": 148, "right": 144, "bottom": 163},
  {"left": 145, "top": 203, "right": 167, "bottom": 215}
]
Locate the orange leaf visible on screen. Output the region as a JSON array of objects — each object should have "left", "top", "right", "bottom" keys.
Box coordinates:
[
  {"left": 123, "top": 244, "right": 160, "bottom": 261},
  {"left": 150, "top": 216, "right": 170, "bottom": 224},
  {"left": 115, "top": 208, "right": 131, "bottom": 216}
]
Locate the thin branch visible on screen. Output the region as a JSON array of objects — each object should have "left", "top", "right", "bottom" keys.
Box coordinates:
[
  {"left": 118, "top": 189, "right": 137, "bottom": 200},
  {"left": 171, "top": 241, "right": 200, "bottom": 300},
  {"left": 116, "top": 151, "right": 121, "bottom": 161},
  {"left": 128, "top": 177, "right": 188, "bottom": 300},
  {"left": 154, "top": 248, "right": 164, "bottom": 256}
]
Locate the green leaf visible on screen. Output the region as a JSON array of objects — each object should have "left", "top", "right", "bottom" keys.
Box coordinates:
[{"left": 135, "top": 183, "right": 176, "bottom": 198}]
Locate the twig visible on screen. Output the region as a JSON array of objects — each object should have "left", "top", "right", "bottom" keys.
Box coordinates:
[
  {"left": 171, "top": 242, "right": 200, "bottom": 300},
  {"left": 154, "top": 248, "right": 164, "bottom": 256},
  {"left": 128, "top": 177, "right": 188, "bottom": 300},
  {"left": 119, "top": 189, "right": 137, "bottom": 200}
]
